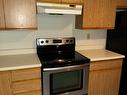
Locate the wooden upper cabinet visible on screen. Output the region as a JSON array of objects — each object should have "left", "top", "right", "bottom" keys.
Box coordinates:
[
  {"left": 0, "top": 0, "right": 5, "bottom": 29},
  {"left": 62, "top": 0, "right": 83, "bottom": 4},
  {"left": 75, "top": 0, "right": 117, "bottom": 29},
  {"left": 37, "top": 0, "right": 61, "bottom": 3},
  {"left": 0, "top": 71, "right": 12, "bottom": 95},
  {"left": 3, "top": 0, "right": 37, "bottom": 29},
  {"left": 117, "top": 0, "right": 127, "bottom": 8}
]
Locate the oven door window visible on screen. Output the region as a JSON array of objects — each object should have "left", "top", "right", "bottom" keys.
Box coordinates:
[{"left": 50, "top": 70, "right": 83, "bottom": 94}]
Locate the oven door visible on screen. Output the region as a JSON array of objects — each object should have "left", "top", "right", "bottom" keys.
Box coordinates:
[{"left": 43, "top": 64, "right": 89, "bottom": 95}]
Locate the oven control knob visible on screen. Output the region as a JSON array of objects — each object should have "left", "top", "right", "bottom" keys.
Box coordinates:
[
  {"left": 66, "top": 40, "right": 69, "bottom": 43},
  {"left": 70, "top": 40, "right": 73, "bottom": 43},
  {"left": 41, "top": 41, "right": 44, "bottom": 44},
  {"left": 46, "top": 40, "right": 49, "bottom": 43}
]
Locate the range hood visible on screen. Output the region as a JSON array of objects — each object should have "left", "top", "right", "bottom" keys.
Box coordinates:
[{"left": 37, "top": 2, "right": 82, "bottom": 15}]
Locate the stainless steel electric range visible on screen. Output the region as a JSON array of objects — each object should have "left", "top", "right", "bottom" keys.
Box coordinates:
[{"left": 36, "top": 37, "right": 90, "bottom": 95}]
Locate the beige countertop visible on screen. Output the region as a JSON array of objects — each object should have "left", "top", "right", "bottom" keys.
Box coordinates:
[
  {"left": 77, "top": 49, "right": 125, "bottom": 62},
  {"left": 0, "top": 49, "right": 125, "bottom": 71},
  {"left": 0, "top": 53, "right": 41, "bottom": 71}
]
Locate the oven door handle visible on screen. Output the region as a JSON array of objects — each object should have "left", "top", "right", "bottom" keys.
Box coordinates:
[{"left": 43, "top": 64, "right": 89, "bottom": 72}]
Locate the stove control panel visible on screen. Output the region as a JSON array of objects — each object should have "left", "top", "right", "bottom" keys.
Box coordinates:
[{"left": 36, "top": 37, "right": 75, "bottom": 46}]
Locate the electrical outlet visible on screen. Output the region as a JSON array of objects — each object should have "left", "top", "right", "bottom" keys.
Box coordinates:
[{"left": 86, "top": 33, "right": 90, "bottom": 40}]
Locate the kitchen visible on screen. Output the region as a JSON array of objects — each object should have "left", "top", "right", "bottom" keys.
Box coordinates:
[{"left": 0, "top": 0, "right": 127, "bottom": 95}]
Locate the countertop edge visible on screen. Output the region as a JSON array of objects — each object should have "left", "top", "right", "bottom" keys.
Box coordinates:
[
  {"left": 0, "top": 64, "right": 42, "bottom": 72},
  {"left": 77, "top": 49, "right": 125, "bottom": 62},
  {"left": 91, "top": 56, "right": 125, "bottom": 62}
]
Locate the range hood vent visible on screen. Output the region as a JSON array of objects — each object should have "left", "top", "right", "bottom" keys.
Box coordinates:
[{"left": 37, "top": 2, "right": 82, "bottom": 15}]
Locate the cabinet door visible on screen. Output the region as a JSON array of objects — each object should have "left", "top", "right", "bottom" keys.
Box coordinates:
[
  {"left": 83, "top": 0, "right": 116, "bottom": 29},
  {"left": 62, "top": 0, "right": 83, "bottom": 4},
  {"left": 76, "top": 0, "right": 116, "bottom": 29},
  {"left": 88, "top": 59, "right": 122, "bottom": 95},
  {"left": 37, "top": 0, "right": 61, "bottom": 3},
  {"left": 0, "top": 71, "right": 12, "bottom": 95},
  {"left": 89, "top": 69, "right": 121, "bottom": 95},
  {"left": 0, "top": 0, "right": 5, "bottom": 29},
  {"left": 4, "top": 0, "right": 37, "bottom": 29},
  {"left": 117, "top": 0, "right": 127, "bottom": 8}
]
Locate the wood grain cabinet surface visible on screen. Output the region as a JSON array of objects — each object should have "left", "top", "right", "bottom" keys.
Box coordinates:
[
  {"left": 37, "top": 0, "right": 83, "bottom": 4},
  {"left": 0, "top": 0, "right": 5, "bottom": 29},
  {"left": 14, "top": 90, "right": 42, "bottom": 95},
  {"left": 0, "top": 67, "right": 42, "bottom": 95},
  {"left": 0, "top": 71, "right": 12, "bottom": 95},
  {"left": 0, "top": 0, "right": 37, "bottom": 30},
  {"left": 88, "top": 59, "right": 123, "bottom": 95},
  {"left": 117, "top": 0, "right": 127, "bottom": 8},
  {"left": 75, "top": 0, "right": 117, "bottom": 29},
  {"left": 13, "top": 79, "right": 41, "bottom": 94},
  {"left": 12, "top": 68, "right": 41, "bottom": 82},
  {"left": 4, "top": 0, "right": 37, "bottom": 29}
]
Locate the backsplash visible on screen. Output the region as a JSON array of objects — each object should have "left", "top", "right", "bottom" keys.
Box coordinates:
[{"left": 0, "top": 14, "right": 107, "bottom": 51}]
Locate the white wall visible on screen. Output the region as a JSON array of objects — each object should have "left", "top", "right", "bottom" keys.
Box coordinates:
[{"left": 0, "top": 14, "right": 107, "bottom": 51}]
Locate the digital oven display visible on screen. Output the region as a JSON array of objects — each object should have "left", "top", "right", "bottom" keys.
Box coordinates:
[{"left": 53, "top": 40, "right": 62, "bottom": 43}]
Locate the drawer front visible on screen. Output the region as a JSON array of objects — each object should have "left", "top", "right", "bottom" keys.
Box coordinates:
[
  {"left": 12, "top": 68, "right": 41, "bottom": 82},
  {"left": 90, "top": 59, "right": 123, "bottom": 71},
  {"left": 14, "top": 90, "right": 42, "bottom": 95},
  {"left": 13, "top": 79, "right": 41, "bottom": 94}
]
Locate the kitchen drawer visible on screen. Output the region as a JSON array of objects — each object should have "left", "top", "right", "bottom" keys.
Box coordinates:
[
  {"left": 13, "top": 79, "right": 41, "bottom": 94},
  {"left": 12, "top": 68, "right": 41, "bottom": 82},
  {"left": 90, "top": 59, "right": 123, "bottom": 71},
  {"left": 14, "top": 90, "right": 42, "bottom": 95}
]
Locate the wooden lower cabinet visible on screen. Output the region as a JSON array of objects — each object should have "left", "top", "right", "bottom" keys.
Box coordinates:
[
  {"left": 0, "top": 71, "right": 12, "bottom": 95},
  {"left": 0, "top": 67, "right": 42, "bottom": 95},
  {"left": 88, "top": 59, "right": 123, "bottom": 95}
]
